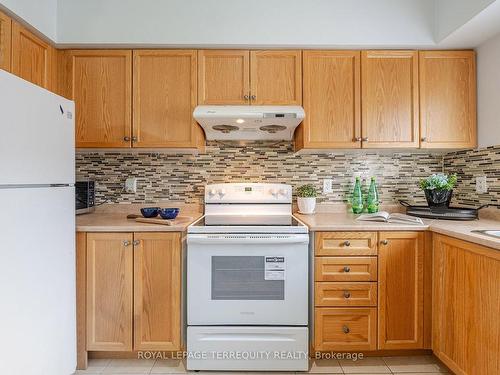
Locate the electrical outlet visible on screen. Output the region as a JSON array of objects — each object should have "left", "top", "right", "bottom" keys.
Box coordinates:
[
  {"left": 323, "top": 179, "right": 333, "bottom": 194},
  {"left": 476, "top": 176, "right": 487, "bottom": 194},
  {"left": 125, "top": 177, "right": 137, "bottom": 193}
]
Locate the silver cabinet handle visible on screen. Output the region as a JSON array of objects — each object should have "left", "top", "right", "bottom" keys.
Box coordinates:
[
  {"left": 381, "top": 239, "right": 389, "bottom": 245},
  {"left": 343, "top": 266, "right": 351, "bottom": 273},
  {"left": 133, "top": 240, "right": 140, "bottom": 246},
  {"left": 354, "top": 137, "right": 362, "bottom": 142},
  {"left": 343, "top": 240, "right": 351, "bottom": 247},
  {"left": 421, "top": 137, "right": 427, "bottom": 142},
  {"left": 343, "top": 325, "right": 350, "bottom": 334},
  {"left": 123, "top": 136, "right": 131, "bottom": 142},
  {"left": 243, "top": 94, "right": 250, "bottom": 100},
  {"left": 361, "top": 137, "right": 369, "bottom": 142},
  {"left": 132, "top": 136, "right": 138, "bottom": 142},
  {"left": 251, "top": 95, "right": 256, "bottom": 100},
  {"left": 344, "top": 291, "right": 351, "bottom": 299},
  {"left": 123, "top": 240, "right": 131, "bottom": 246}
]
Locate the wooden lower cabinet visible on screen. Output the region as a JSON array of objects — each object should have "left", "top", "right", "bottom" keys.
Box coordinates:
[
  {"left": 315, "top": 308, "right": 377, "bottom": 351},
  {"left": 378, "top": 232, "right": 424, "bottom": 349},
  {"left": 314, "top": 230, "right": 430, "bottom": 353},
  {"left": 433, "top": 235, "right": 500, "bottom": 375},
  {"left": 84, "top": 232, "right": 181, "bottom": 354},
  {"left": 86, "top": 233, "right": 134, "bottom": 351},
  {"left": 133, "top": 232, "right": 181, "bottom": 350}
]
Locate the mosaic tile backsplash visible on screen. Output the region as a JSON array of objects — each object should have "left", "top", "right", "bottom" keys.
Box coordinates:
[
  {"left": 76, "top": 142, "right": 445, "bottom": 205},
  {"left": 443, "top": 145, "right": 500, "bottom": 207}
]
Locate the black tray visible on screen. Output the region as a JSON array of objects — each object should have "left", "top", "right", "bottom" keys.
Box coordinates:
[{"left": 399, "top": 201, "right": 490, "bottom": 221}]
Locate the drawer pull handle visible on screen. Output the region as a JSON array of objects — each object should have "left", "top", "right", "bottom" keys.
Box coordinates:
[
  {"left": 343, "top": 325, "right": 350, "bottom": 334},
  {"left": 343, "top": 240, "right": 351, "bottom": 247},
  {"left": 344, "top": 291, "right": 351, "bottom": 299},
  {"left": 343, "top": 266, "right": 351, "bottom": 273},
  {"left": 381, "top": 239, "right": 389, "bottom": 245}
]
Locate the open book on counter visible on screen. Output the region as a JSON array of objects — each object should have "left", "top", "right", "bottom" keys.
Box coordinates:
[{"left": 356, "top": 211, "right": 424, "bottom": 225}]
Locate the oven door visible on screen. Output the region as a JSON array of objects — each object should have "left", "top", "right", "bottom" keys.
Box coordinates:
[{"left": 187, "top": 233, "right": 309, "bottom": 326}]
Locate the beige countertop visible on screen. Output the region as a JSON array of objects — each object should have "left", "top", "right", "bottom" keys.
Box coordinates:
[
  {"left": 76, "top": 203, "right": 203, "bottom": 232},
  {"left": 294, "top": 211, "right": 500, "bottom": 251}
]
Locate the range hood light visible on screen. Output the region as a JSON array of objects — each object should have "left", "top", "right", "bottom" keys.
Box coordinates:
[{"left": 236, "top": 118, "right": 245, "bottom": 124}]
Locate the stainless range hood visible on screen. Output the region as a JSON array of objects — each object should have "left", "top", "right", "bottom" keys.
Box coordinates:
[{"left": 193, "top": 105, "right": 305, "bottom": 141}]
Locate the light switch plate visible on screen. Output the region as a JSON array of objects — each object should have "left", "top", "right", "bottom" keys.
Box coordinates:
[
  {"left": 476, "top": 176, "right": 487, "bottom": 194},
  {"left": 323, "top": 179, "right": 333, "bottom": 194},
  {"left": 125, "top": 177, "right": 137, "bottom": 193}
]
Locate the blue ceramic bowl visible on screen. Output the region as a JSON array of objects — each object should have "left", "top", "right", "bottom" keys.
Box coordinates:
[
  {"left": 159, "top": 208, "right": 180, "bottom": 220},
  {"left": 140, "top": 207, "right": 160, "bottom": 218}
]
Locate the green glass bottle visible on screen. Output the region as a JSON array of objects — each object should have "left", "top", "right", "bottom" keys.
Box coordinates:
[
  {"left": 351, "top": 177, "right": 364, "bottom": 214},
  {"left": 367, "top": 177, "right": 380, "bottom": 213}
]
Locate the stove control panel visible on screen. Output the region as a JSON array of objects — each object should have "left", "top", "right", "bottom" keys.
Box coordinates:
[{"left": 205, "top": 183, "right": 292, "bottom": 204}]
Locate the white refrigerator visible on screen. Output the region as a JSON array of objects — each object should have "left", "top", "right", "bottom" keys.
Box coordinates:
[{"left": 0, "top": 70, "right": 76, "bottom": 375}]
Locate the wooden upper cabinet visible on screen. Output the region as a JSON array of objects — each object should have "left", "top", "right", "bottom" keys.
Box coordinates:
[
  {"left": 69, "top": 50, "right": 132, "bottom": 148},
  {"left": 420, "top": 51, "right": 477, "bottom": 149},
  {"left": 378, "top": 232, "right": 424, "bottom": 350},
  {"left": 250, "top": 50, "right": 302, "bottom": 105},
  {"left": 198, "top": 50, "right": 250, "bottom": 105},
  {"left": 361, "top": 51, "right": 419, "bottom": 148},
  {"left": 133, "top": 232, "right": 181, "bottom": 351},
  {"left": 0, "top": 10, "right": 12, "bottom": 71},
  {"left": 133, "top": 50, "right": 200, "bottom": 148},
  {"left": 86, "top": 233, "right": 133, "bottom": 351},
  {"left": 296, "top": 51, "right": 361, "bottom": 150},
  {"left": 11, "top": 21, "right": 52, "bottom": 89}
]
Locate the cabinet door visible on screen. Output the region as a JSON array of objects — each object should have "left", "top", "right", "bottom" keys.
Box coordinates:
[
  {"left": 133, "top": 50, "right": 200, "bottom": 148},
  {"left": 250, "top": 50, "right": 302, "bottom": 105},
  {"left": 0, "top": 11, "right": 11, "bottom": 71},
  {"left": 198, "top": 50, "right": 250, "bottom": 105},
  {"left": 378, "top": 232, "right": 424, "bottom": 349},
  {"left": 433, "top": 235, "right": 500, "bottom": 375},
  {"left": 420, "top": 51, "right": 476, "bottom": 148},
  {"left": 86, "top": 233, "right": 133, "bottom": 351},
  {"left": 133, "top": 232, "right": 181, "bottom": 351},
  {"left": 296, "top": 51, "right": 360, "bottom": 150},
  {"left": 11, "top": 22, "right": 52, "bottom": 89},
  {"left": 69, "top": 50, "right": 132, "bottom": 148},
  {"left": 361, "top": 51, "right": 419, "bottom": 148}
]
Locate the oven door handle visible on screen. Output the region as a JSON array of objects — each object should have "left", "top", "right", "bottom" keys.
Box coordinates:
[{"left": 187, "top": 234, "right": 309, "bottom": 245}]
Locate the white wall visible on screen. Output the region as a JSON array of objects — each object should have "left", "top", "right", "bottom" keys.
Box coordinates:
[
  {"left": 477, "top": 32, "right": 500, "bottom": 148},
  {"left": 0, "top": 0, "right": 57, "bottom": 41},
  {"left": 56, "top": 0, "right": 434, "bottom": 47},
  {"left": 435, "top": 0, "right": 496, "bottom": 42}
]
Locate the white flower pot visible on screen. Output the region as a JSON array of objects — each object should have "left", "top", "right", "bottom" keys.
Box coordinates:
[{"left": 297, "top": 197, "right": 316, "bottom": 214}]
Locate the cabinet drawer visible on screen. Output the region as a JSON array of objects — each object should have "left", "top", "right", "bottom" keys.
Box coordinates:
[
  {"left": 315, "top": 282, "right": 377, "bottom": 307},
  {"left": 314, "top": 307, "right": 377, "bottom": 351},
  {"left": 315, "top": 257, "right": 377, "bottom": 281},
  {"left": 316, "top": 232, "right": 377, "bottom": 256}
]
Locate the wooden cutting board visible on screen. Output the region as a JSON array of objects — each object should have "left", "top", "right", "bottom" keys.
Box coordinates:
[{"left": 126, "top": 214, "right": 192, "bottom": 226}]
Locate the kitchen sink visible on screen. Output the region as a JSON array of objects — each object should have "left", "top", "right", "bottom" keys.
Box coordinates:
[{"left": 471, "top": 230, "right": 500, "bottom": 239}]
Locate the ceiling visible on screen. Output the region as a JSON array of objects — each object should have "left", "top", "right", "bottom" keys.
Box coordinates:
[{"left": 1, "top": 0, "right": 500, "bottom": 48}]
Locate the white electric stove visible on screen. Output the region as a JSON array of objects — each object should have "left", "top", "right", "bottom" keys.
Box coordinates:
[{"left": 186, "top": 183, "right": 309, "bottom": 372}]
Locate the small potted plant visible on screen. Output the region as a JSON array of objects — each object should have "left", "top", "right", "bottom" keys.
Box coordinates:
[
  {"left": 296, "top": 184, "right": 317, "bottom": 214},
  {"left": 419, "top": 173, "right": 458, "bottom": 208}
]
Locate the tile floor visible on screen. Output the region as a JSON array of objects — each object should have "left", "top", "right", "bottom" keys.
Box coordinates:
[{"left": 74, "top": 355, "right": 450, "bottom": 375}]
